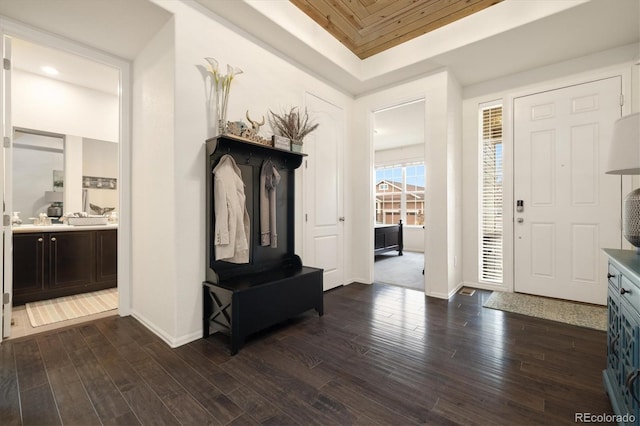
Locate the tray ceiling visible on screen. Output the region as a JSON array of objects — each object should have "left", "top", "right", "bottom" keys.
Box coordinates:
[{"left": 290, "top": 0, "right": 504, "bottom": 59}]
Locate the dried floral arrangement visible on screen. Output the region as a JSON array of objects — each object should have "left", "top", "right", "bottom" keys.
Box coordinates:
[{"left": 269, "top": 107, "right": 319, "bottom": 145}]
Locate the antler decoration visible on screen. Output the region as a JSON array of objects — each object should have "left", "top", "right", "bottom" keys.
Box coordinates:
[{"left": 246, "top": 110, "right": 265, "bottom": 133}]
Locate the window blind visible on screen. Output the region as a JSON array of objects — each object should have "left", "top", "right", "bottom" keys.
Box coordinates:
[{"left": 480, "top": 105, "right": 503, "bottom": 283}]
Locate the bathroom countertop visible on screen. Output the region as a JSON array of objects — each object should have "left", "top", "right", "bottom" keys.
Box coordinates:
[{"left": 12, "top": 223, "right": 118, "bottom": 233}]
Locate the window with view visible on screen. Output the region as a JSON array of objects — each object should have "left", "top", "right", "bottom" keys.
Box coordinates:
[
  {"left": 375, "top": 163, "right": 425, "bottom": 226},
  {"left": 479, "top": 104, "right": 503, "bottom": 283}
]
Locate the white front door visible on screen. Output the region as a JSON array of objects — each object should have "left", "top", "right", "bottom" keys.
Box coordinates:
[
  {"left": 303, "top": 93, "right": 344, "bottom": 291},
  {"left": 1, "top": 35, "right": 12, "bottom": 341},
  {"left": 514, "top": 77, "right": 622, "bottom": 305}
]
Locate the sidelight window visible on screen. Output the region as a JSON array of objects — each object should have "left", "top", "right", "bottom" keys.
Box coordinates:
[{"left": 479, "top": 104, "right": 503, "bottom": 283}]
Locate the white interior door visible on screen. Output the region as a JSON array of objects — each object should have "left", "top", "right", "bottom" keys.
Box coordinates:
[
  {"left": 1, "top": 35, "right": 12, "bottom": 341},
  {"left": 514, "top": 77, "right": 622, "bottom": 305},
  {"left": 303, "top": 93, "right": 344, "bottom": 291}
]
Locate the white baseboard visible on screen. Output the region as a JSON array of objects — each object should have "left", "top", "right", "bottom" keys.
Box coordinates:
[
  {"left": 130, "top": 309, "right": 201, "bottom": 348},
  {"left": 427, "top": 281, "right": 465, "bottom": 300},
  {"left": 448, "top": 282, "right": 465, "bottom": 298},
  {"left": 172, "top": 330, "right": 203, "bottom": 348},
  {"left": 461, "top": 281, "right": 508, "bottom": 292}
]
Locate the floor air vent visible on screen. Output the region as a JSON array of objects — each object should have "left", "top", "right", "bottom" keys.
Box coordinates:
[{"left": 459, "top": 288, "right": 476, "bottom": 296}]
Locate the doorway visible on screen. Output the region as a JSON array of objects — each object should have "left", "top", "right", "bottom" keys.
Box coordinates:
[
  {"left": 513, "top": 76, "right": 622, "bottom": 305},
  {"left": 372, "top": 99, "right": 426, "bottom": 291},
  {"left": 4, "top": 36, "right": 123, "bottom": 339}
]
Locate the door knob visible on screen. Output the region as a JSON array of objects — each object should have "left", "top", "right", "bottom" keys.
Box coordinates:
[
  {"left": 517, "top": 218, "right": 524, "bottom": 223},
  {"left": 338, "top": 217, "right": 345, "bottom": 222}
]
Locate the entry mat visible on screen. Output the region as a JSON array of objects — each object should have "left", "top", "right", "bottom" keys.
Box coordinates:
[
  {"left": 26, "top": 288, "right": 118, "bottom": 327},
  {"left": 483, "top": 291, "right": 606, "bottom": 331}
]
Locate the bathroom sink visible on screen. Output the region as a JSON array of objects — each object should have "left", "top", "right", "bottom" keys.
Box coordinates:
[{"left": 67, "top": 216, "right": 108, "bottom": 226}]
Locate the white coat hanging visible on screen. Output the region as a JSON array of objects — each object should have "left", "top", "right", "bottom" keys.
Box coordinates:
[{"left": 212, "top": 154, "right": 250, "bottom": 263}]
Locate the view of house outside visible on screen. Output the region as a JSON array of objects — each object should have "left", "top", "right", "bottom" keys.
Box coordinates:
[{"left": 375, "top": 164, "right": 425, "bottom": 226}]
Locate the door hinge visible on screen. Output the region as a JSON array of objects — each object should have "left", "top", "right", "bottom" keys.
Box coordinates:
[
  {"left": 620, "top": 93, "right": 624, "bottom": 107},
  {"left": 305, "top": 213, "right": 308, "bottom": 222},
  {"left": 3, "top": 58, "right": 10, "bottom": 70},
  {"left": 3, "top": 214, "right": 9, "bottom": 226},
  {"left": 3, "top": 137, "right": 9, "bottom": 148},
  {"left": 305, "top": 160, "right": 308, "bottom": 169},
  {"left": 3, "top": 293, "right": 9, "bottom": 304}
]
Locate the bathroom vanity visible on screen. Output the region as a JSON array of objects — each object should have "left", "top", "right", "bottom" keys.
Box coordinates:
[{"left": 12, "top": 224, "right": 117, "bottom": 304}]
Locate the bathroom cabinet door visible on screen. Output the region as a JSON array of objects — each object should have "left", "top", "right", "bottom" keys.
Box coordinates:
[
  {"left": 49, "top": 231, "right": 94, "bottom": 289},
  {"left": 13, "top": 233, "right": 45, "bottom": 295},
  {"left": 96, "top": 230, "right": 117, "bottom": 282}
]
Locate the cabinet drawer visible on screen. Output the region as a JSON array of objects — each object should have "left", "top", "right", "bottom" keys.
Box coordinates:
[
  {"left": 620, "top": 274, "right": 640, "bottom": 318},
  {"left": 609, "top": 262, "right": 620, "bottom": 290}
]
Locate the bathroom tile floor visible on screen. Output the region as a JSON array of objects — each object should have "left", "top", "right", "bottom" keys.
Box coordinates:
[{"left": 9, "top": 304, "right": 117, "bottom": 339}]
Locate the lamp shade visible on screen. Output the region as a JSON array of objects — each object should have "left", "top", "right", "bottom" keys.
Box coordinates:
[{"left": 606, "top": 112, "right": 640, "bottom": 175}]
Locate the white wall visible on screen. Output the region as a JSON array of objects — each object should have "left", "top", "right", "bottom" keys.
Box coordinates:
[
  {"left": 12, "top": 67, "right": 119, "bottom": 216},
  {"left": 447, "top": 74, "right": 463, "bottom": 296},
  {"left": 131, "top": 17, "right": 177, "bottom": 343},
  {"left": 352, "top": 70, "right": 462, "bottom": 299},
  {"left": 133, "top": 1, "right": 352, "bottom": 346},
  {"left": 461, "top": 45, "right": 640, "bottom": 292},
  {"left": 13, "top": 70, "right": 118, "bottom": 142},
  {"left": 374, "top": 144, "right": 424, "bottom": 166}
]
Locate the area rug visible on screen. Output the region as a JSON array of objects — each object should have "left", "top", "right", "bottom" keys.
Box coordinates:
[
  {"left": 483, "top": 291, "right": 606, "bottom": 331},
  {"left": 26, "top": 288, "right": 118, "bottom": 327}
]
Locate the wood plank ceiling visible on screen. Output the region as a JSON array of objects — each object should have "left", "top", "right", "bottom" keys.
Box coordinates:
[{"left": 290, "top": 0, "right": 504, "bottom": 59}]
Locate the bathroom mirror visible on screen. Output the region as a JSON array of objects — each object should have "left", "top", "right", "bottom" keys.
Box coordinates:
[
  {"left": 12, "top": 128, "right": 119, "bottom": 222},
  {"left": 13, "top": 128, "right": 65, "bottom": 220},
  {"left": 82, "top": 137, "right": 119, "bottom": 216}
]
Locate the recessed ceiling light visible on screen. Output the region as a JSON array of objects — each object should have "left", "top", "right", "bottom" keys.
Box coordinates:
[{"left": 42, "top": 66, "right": 59, "bottom": 75}]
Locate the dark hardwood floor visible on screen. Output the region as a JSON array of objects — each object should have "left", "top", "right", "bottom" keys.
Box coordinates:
[{"left": 1, "top": 283, "right": 613, "bottom": 425}]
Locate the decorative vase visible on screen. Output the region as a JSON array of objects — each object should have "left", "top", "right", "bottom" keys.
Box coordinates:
[
  {"left": 204, "top": 57, "right": 243, "bottom": 137},
  {"left": 291, "top": 142, "right": 303, "bottom": 153},
  {"left": 624, "top": 187, "right": 640, "bottom": 252},
  {"left": 216, "top": 88, "right": 227, "bottom": 135}
]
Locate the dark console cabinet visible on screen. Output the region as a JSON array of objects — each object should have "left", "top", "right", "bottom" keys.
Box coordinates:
[
  {"left": 603, "top": 249, "right": 640, "bottom": 425},
  {"left": 203, "top": 136, "right": 323, "bottom": 355},
  {"left": 13, "top": 229, "right": 117, "bottom": 305}
]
